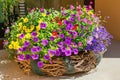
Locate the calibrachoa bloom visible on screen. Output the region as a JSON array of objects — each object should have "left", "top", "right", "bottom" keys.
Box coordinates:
[
  {"left": 41, "top": 39, "right": 48, "bottom": 46},
  {"left": 5, "top": 5, "right": 112, "bottom": 68},
  {"left": 40, "top": 22, "right": 46, "bottom": 29},
  {"left": 31, "top": 54, "right": 39, "bottom": 60},
  {"left": 37, "top": 61, "right": 44, "bottom": 68}
]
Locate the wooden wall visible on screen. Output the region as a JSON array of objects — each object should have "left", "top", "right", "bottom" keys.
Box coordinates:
[
  {"left": 96, "top": 0, "right": 120, "bottom": 41},
  {"left": 25, "top": 0, "right": 85, "bottom": 10}
]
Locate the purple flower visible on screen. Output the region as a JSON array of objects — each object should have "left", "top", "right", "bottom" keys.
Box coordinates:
[
  {"left": 72, "top": 31, "right": 78, "bottom": 36},
  {"left": 24, "top": 41, "right": 30, "bottom": 47},
  {"left": 66, "top": 23, "right": 73, "bottom": 31},
  {"left": 73, "top": 48, "right": 78, "bottom": 55},
  {"left": 65, "top": 37, "right": 71, "bottom": 45},
  {"left": 36, "top": 46, "right": 42, "bottom": 52},
  {"left": 25, "top": 54, "right": 31, "bottom": 60},
  {"left": 40, "top": 8, "right": 44, "bottom": 12},
  {"left": 33, "top": 37, "right": 39, "bottom": 42},
  {"left": 48, "top": 50, "right": 56, "bottom": 56},
  {"left": 41, "top": 39, "right": 48, "bottom": 46},
  {"left": 44, "top": 54, "right": 50, "bottom": 60},
  {"left": 37, "top": 61, "right": 44, "bottom": 68},
  {"left": 65, "top": 49, "right": 72, "bottom": 56},
  {"left": 70, "top": 5, "right": 75, "bottom": 10},
  {"left": 57, "top": 42, "right": 63, "bottom": 47},
  {"left": 46, "top": 11, "right": 50, "bottom": 15},
  {"left": 19, "top": 33, "right": 24, "bottom": 39},
  {"left": 59, "top": 34, "right": 64, "bottom": 38},
  {"left": 31, "top": 47, "right": 37, "bottom": 53},
  {"left": 18, "top": 54, "right": 25, "bottom": 60},
  {"left": 40, "top": 22, "right": 46, "bottom": 29},
  {"left": 31, "top": 31, "right": 37, "bottom": 37},
  {"left": 87, "top": 36, "right": 93, "bottom": 45},
  {"left": 50, "top": 36, "right": 55, "bottom": 41},
  {"left": 31, "top": 54, "right": 39, "bottom": 60},
  {"left": 64, "top": 20, "right": 69, "bottom": 25},
  {"left": 55, "top": 49, "right": 61, "bottom": 56},
  {"left": 19, "top": 47, "right": 26, "bottom": 52},
  {"left": 5, "top": 27, "right": 10, "bottom": 34},
  {"left": 69, "top": 17, "right": 74, "bottom": 22}
]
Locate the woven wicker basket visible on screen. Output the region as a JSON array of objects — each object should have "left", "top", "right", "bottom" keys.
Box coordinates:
[{"left": 15, "top": 51, "right": 103, "bottom": 76}]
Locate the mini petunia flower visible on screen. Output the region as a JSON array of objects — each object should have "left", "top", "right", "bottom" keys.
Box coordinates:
[
  {"left": 52, "top": 31, "right": 58, "bottom": 37},
  {"left": 78, "top": 42, "right": 82, "bottom": 47},
  {"left": 24, "top": 41, "right": 30, "bottom": 47},
  {"left": 48, "top": 50, "right": 56, "bottom": 56},
  {"left": 36, "top": 46, "right": 42, "bottom": 52},
  {"left": 64, "top": 49, "right": 72, "bottom": 56},
  {"left": 73, "top": 48, "right": 78, "bottom": 55},
  {"left": 41, "top": 39, "right": 48, "bottom": 46},
  {"left": 19, "top": 47, "right": 26, "bottom": 52},
  {"left": 70, "top": 5, "right": 75, "bottom": 10},
  {"left": 66, "top": 23, "right": 74, "bottom": 31},
  {"left": 57, "top": 42, "right": 64, "bottom": 47},
  {"left": 64, "top": 20, "right": 69, "bottom": 25},
  {"left": 18, "top": 54, "right": 25, "bottom": 60},
  {"left": 31, "top": 54, "right": 39, "bottom": 60},
  {"left": 25, "top": 54, "right": 31, "bottom": 60},
  {"left": 5, "top": 27, "right": 10, "bottom": 34},
  {"left": 19, "top": 33, "right": 24, "bottom": 39},
  {"left": 31, "top": 31, "right": 37, "bottom": 37},
  {"left": 59, "top": 34, "right": 64, "bottom": 38},
  {"left": 44, "top": 54, "right": 50, "bottom": 60},
  {"left": 31, "top": 47, "right": 37, "bottom": 53},
  {"left": 50, "top": 36, "right": 55, "bottom": 41},
  {"left": 37, "top": 61, "right": 44, "bottom": 68},
  {"left": 40, "top": 22, "right": 46, "bottom": 29},
  {"left": 65, "top": 37, "right": 71, "bottom": 45},
  {"left": 33, "top": 37, "right": 39, "bottom": 42}
]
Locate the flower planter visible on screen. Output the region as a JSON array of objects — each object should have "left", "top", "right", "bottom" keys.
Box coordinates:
[{"left": 4, "top": 4, "right": 112, "bottom": 77}]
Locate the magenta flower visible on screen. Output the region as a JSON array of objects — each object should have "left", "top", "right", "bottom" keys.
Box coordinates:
[
  {"left": 33, "top": 37, "right": 39, "bottom": 42},
  {"left": 44, "top": 54, "right": 50, "bottom": 60},
  {"left": 36, "top": 46, "right": 42, "bottom": 52},
  {"left": 19, "top": 33, "right": 24, "bottom": 39},
  {"left": 70, "top": 5, "right": 75, "bottom": 10},
  {"left": 73, "top": 48, "right": 78, "bottom": 55},
  {"left": 31, "top": 54, "right": 39, "bottom": 60},
  {"left": 48, "top": 50, "right": 56, "bottom": 56},
  {"left": 31, "top": 47, "right": 37, "bottom": 53},
  {"left": 18, "top": 54, "right": 25, "bottom": 60},
  {"left": 65, "top": 49, "right": 72, "bottom": 56},
  {"left": 5, "top": 27, "right": 10, "bottom": 34},
  {"left": 31, "top": 31, "right": 37, "bottom": 37},
  {"left": 19, "top": 47, "right": 26, "bottom": 52},
  {"left": 50, "top": 36, "right": 55, "bottom": 41},
  {"left": 37, "top": 61, "right": 44, "bottom": 68},
  {"left": 25, "top": 54, "right": 31, "bottom": 60},
  {"left": 40, "top": 22, "right": 46, "bottom": 29},
  {"left": 41, "top": 39, "right": 48, "bottom": 46},
  {"left": 24, "top": 41, "right": 30, "bottom": 47},
  {"left": 59, "top": 34, "right": 64, "bottom": 38}
]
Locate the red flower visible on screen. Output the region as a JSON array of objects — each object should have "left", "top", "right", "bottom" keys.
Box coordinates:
[
  {"left": 52, "top": 31, "right": 58, "bottom": 37},
  {"left": 58, "top": 21, "right": 62, "bottom": 26},
  {"left": 72, "top": 24, "right": 78, "bottom": 30}
]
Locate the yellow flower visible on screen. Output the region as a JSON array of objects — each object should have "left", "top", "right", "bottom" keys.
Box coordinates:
[
  {"left": 41, "top": 13, "right": 46, "bottom": 17},
  {"left": 23, "top": 26, "right": 26, "bottom": 30},
  {"left": 88, "top": 11, "right": 93, "bottom": 15},
  {"left": 16, "top": 34, "right": 21, "bottom": 37},
  {"left": 8, "top": 44, "right": 13, "bottom": 49},
  {"left": 22, "top": 38, "right": 25, "bottom": 43},
  {"left": 18, "top": 22, "right": 22, "bottom": 27},
  {"left": 36, "top": 25, "right": 40, "bottom": 31},
  {"left": 25, "top": 33, "right": 31, "bottom": 39},
  {"left": 23, "top": 18, "right": 28, "bottom": 23},
  {"left": 25, "top": 29, "right": 31, "bottom": 33},
  {"left": 30, "top": 25, "right": 34, "bottom": 31},
  {"left": 11, "top": 41, "right": 15, "bottom": 45},
  {"left": 38, "top": 19, "right": 42, "bottom": 23},
  {"left": 14, "top": 45, "right": 20, "bottom": 50}
]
